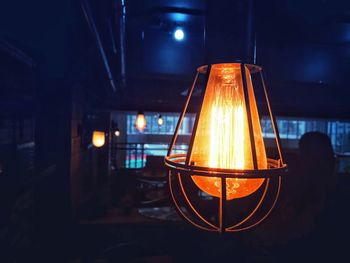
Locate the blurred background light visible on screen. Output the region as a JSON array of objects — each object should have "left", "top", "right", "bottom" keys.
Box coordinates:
[{"left": 174, "top": 28, "right": 185, "bottom": 41}]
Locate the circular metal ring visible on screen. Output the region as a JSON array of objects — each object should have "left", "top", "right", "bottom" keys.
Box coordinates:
[
  {"left": 165, "top": 154, "right": 288, "bottom": 179},
  {"left": 196, "top": 63, "right": 263, "bottom": 74}
]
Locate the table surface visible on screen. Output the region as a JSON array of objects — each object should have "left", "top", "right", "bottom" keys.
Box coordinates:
[{"left": 79, "top": 206, "right": 181, "bottom": 225}]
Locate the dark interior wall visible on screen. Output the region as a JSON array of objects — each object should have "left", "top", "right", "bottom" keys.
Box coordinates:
[
  {"left": 142, "top": 29, "right": 203, "bottom": 75},
  {"left": 254, "top": 0, "right": 350, "bottom": 118},
  {"left": 67, "top": 1, "right": 115, "bottom": 215},
  {"left": 125, "top": 0, "right": 205, "bottom": 77},
  {"left": 0, "top": 1, "right": 69, "bottom": 78},
  {"left": 0, "top": 1, "right": 86, "bottom": 258},
  {"left": 205, "top": 0, "right": 254, "bottom": 64},
  {"left": 0, "top": 0, "right": 86, "bottom": 222},
  {"left": 0, "top": 0, "right": 72, "bottom": 168}
]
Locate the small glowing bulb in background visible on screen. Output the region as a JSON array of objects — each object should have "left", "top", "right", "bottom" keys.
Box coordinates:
[
  {"left": 158, "top": 115, "right": 163, "bottom": 126},
  {"left": 136, "top": 112, "right": 146, "bottom": 132},
  {"left": 174, "top": 29, "right": 184, "bottom": 41},
  {"left": 92, "top": 131, "right": 105, "bottom": 147},
  {"left": 114, "top": 128, "right": 120, "bottom": 137}
]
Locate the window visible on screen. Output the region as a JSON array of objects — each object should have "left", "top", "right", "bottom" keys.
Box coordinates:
[
  {"left": 123, "top": 112, "right": 350, "bottom": 161},
  {"left": 123, "top": 143, "right": 189, "bottom": 168},
  {"left": 260, "top": 117, "right": 350, "bottom": 153},
  {"left": 126, "top": 113, "right": 195, "bottom": 135}
]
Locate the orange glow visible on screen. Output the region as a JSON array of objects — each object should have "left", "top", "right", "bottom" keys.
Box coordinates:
[
  {"left": 92, "top": 131, "right": 105, "bottom": 147},
  {"left": 190, "top": 64, "right": 267, "bottom": 200},
  {"left": 136, "top": 112, "right": 146, "bottom": 132}
]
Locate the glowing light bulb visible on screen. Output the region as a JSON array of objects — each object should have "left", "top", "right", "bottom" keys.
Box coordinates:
[
  {"left": 114, "top": 128, "right": 120, "bottom": 137},
  {"left": 92, "top": 131, "right": 105, "bottom": 147},
  {"left": 190, "top": 64, "right": 267, "bottom": 200},
  {"left": 136, "top": 112, "right": 146, "bottom": 132},
  {"left": 158, "top": 115, "right": 163, "bottom": 126},
  {"left": 174, "top": 29, "right": 184, "bottom": 41}
]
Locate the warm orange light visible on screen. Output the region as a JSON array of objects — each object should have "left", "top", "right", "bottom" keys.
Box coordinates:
[
  {"left": 190, "top": 64, "right": 267, "bottom": 200},
  {"left": 136, "top": 112, "right": 146, "bottom": 132},
  {"left": 158, "top": 115, "right": 164, "bottom": 126},
  {"left": 92, "top": 131, "right": 105, "bottom": 147}
]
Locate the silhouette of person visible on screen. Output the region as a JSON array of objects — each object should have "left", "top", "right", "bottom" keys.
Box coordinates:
[{"left": 244, "top": 132, "right": 340, "bottom": 262}]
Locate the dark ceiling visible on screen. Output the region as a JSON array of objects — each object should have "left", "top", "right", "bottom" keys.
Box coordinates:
[{"left": 1, "top": 0, "right": 350, "bottom": 118}]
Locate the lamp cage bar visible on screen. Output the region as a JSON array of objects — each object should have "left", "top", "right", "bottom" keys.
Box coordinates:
[{"left": 185, "top": 65, "right": 211, "bottom": 166}]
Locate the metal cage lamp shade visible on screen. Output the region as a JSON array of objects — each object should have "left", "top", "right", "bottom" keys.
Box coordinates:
[{"left": 164, "top": 63, "right": 288, "bottom": 233}]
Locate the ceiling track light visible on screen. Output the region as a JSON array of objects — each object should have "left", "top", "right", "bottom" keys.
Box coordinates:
[{"left": 174, "top": 28, "right": 184, "bottom": 41}]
